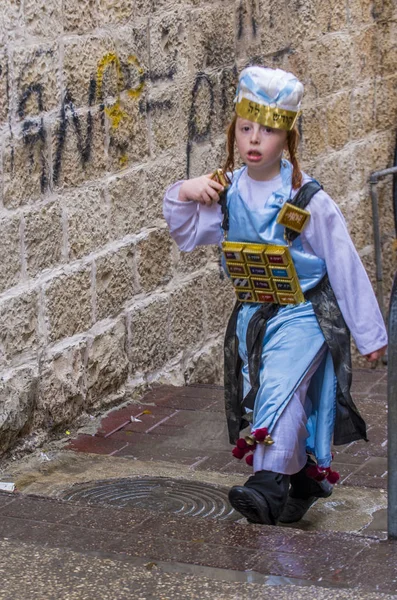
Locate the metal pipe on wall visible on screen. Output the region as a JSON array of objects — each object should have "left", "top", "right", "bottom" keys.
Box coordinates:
[{"left": 369, "top": 155, "right": 397, "bottom": 540}]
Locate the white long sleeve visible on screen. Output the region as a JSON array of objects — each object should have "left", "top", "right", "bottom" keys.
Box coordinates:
[
  {"left": 162, "top": 182, "right": 223, "bottom": 251},
  {"left": 301, "top": 191, "right": 387, "bottom": 355}
]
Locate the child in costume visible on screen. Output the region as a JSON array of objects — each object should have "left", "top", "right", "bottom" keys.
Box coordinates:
[{"left": 163, "top": 66, "right": 387, "bottom": 525}]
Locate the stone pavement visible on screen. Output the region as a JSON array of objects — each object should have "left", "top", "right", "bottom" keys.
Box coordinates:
[
  {"left": 67, "top": 368, "right": 388, "bottom": 492},
  {"left": 1, "top": 366, "right": 396, "bottom": 599}
]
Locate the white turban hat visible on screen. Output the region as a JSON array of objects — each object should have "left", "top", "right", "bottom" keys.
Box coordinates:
[{"left": 235, "top": 66, "right": 304, "bottom": 131}]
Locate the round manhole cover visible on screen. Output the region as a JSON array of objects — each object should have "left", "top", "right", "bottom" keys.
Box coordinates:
[{"left": 61, "top": 477, "right": 239, "bottom": 521}]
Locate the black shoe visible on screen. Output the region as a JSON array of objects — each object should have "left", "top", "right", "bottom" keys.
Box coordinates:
[
  {"left": 278, "top": 496, "right": 319, "bottom": 523},
  {"left": 278, "top": 479, "right": 333, "bottom": 524},
  {"left": 228, "top": 486, "right": 273, "bottom": 525}
]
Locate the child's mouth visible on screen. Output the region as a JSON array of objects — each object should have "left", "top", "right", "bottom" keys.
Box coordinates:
[{"left": 247, "top": 151, "right": 262, "bottom": 162}]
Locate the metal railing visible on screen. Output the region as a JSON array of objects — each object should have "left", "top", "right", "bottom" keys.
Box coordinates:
[{"left": 370, "top": 165, "right": 397, "bottom": 539}]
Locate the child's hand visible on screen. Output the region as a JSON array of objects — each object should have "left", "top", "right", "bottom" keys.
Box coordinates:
[
  {"left": 178, "top": 174, "right": 224, "bottom": 205},
  {"left": 365, "top": 345, "right": 387, "bottom": 362}
]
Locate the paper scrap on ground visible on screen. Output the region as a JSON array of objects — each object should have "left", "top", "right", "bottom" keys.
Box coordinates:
[{"left": 0, "top": 482, "right": 15, "bottom": 492}]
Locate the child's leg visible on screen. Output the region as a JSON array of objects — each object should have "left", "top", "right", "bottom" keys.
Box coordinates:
[
  {"left": 229, "top": 345, "right": 327, "bottom": 524},
  {"left": 278, "top": 456, "right": 333, "bottom": 524},
  {"left": 253, "top": 344, "right": 327, "bottom": 475}
]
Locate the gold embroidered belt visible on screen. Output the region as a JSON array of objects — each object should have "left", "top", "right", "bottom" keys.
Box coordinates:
[{"left": 222, "top": 241, "right": 305, "bottom": 305}]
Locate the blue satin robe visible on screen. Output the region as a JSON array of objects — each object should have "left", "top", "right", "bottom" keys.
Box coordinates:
[{"left": 225, "top": 161, "right": 337, "bottom": 469}]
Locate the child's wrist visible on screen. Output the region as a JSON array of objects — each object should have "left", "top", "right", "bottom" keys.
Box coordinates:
[{"left": 177, "top": 183, "right": 190, "bottom": 202}]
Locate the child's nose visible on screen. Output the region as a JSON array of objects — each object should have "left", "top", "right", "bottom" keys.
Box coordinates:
[{"left": 250, "top": 126, "right": 260, "bottom": 143}]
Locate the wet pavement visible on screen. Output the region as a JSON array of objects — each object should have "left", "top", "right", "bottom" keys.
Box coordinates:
[{"left": 1, "top": 366, "right": 396, "bottom": 598}]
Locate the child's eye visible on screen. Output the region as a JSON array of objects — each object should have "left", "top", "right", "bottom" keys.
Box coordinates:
[
  {"left": 262, "top": 126, "right": 274, "bottom": 134},
  {"left": 242, "top": 126, "right": 251, "bottom": 132}
]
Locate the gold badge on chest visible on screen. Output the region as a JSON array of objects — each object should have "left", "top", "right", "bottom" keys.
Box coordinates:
[{"left": 276, "top": 202, "right": 310, "bottom": 233}]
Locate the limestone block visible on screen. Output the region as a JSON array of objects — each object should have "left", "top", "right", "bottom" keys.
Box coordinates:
[
  {"left": 353, "top": 27, "right": 380, "bottom": 80},
  {"left": 12, "top": 42, "right": 59, "bottom": 120},
  {"left": 308, "top": 36, "right": 353, "bottom": 96},
  {"left": 147, "top": 84, "right": 182, "bottom": 156},
  {"left": 24, "top": 0, "right": 63, "bottom": 39},
  {"left": 97, "top": 0, "right": 134, "bottom": 26},
  {"left": 188, "top": 7, "right": 234, "bottom": 71},
  {"left": 256, "top": 0, "right": 289, "bottom": 55},
  {"left": 108, "top": 169, "right": 147, "bottom": 239},
  {"left": 149, "top": 0, "right": 193, "bottom": 11},
  {"left": 86, "top": 319, "right": 128, "bottom": 406},
  {"left": 312, "top": 149, "right": 353, "bottom": 199},
  {"left": 183, "top": 340, "right": 224, "bottom": 385},
  {"left": 371, "top": 0, "right": 397, "bottom": 21},
  {"left": 361, "top": 131, "right": 394, "bottom": 174},
  {"left": 326, "top": 92, "right": 351, "bottom": 151},
  {"left": 45, "top": 268, "right": 93, "bottom": 342},
  {"left": 185, "top": 137, "right": 226, "bottom": 179},
  {"left": 95, "top": 244, "right": 137, "bottom": 320},
  {"left": 51, "top": 107, "right": 106, "bottom": 190},
  {"left": 217, "top": 66, "right": 239, "bottom": 131},
  {"left": 234, "top": 0, "right": 260, "bottom": 59},
  {"left": 375, "top": 75, "right": 397, "bottom": 132},
  {"left": 379, "top": 21, "right": 397, "bottom": 76},
  {"left": 113, "top": 21, "right": 149, "bottom": 69},
  {"left": 134, "top": 0, "right": 153, "bottom": 12},
  {"left": 144, "top": 153, "right": 186, "bottom": 225},
  {"left": 300, "top": 104, "right": 327, "bottom": 160},
  {"left": 316, "top": 0, "right": 347, "bottom": 33},
  {"left": 63, "top": 0, "right": 97, "bottom": 33},
  {"left": 351, "top": 84, "right": 376, "bottom": 140},
  {"left": 169, "top": 277, "right": 204, "bottom": 356},
  {"left": 201, "top": 268, "right": 235, "bottom": 335},
  {"left": 285, "top": 0, "right": 318, "bottom": 44},
  {"left": 0, "top": 214, "right": 21, "bottom": 293},
  {"left": 149, "top": 9, "right": 189, "bottom": 80},
  {"left": 0, "top": 290, "right": 38, "bottom": 362},
  {"left": 0, "top": 0, "right": 23, "bottom": 43},
  {"left": 137, "top": 229, "right": 172, "bottom": 292},
  {"left": 345, "top": 134, "right": 393, "bottom": 195},
  {"left": 283, "top": 48, "right": 308, "bottom": 91},
  {"left": 0, "top": 51, "right": 9, "bottom": 126},
  {"left": 107, "top": 95, "right": 149, "bottom": 171},
  {"left": 63, "top": 35, "right": 116, "bottom": 109},
  {"left": 36, "top": 340, "right": 86, "bottom": 429},
  {"left": 348, "top": 0, "right": 376, "bottom": 24},
  {"left": 24, "top": 201, "right": 63, "bottom": 277},
  {"left": 64, "top": 185, "right": 109, "bottom": 260},
  {"left": 3, "top": 126, "right": 50, "bottom": 208},
  {"left": 0, "top": 365, "right": 38, "bottom": 455},
  {"left": 175, "top": 244, "right": 214, "bottom": 277},
  {"left": 180, "top": 71, "right": 220, "bottom": 153},
  {"left": 128, "top": 296, "right": 169, "bottom": 373}
]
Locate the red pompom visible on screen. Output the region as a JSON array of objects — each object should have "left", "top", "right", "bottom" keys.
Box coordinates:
[
  {"left": 245, "top": 453, "right": 254, "bottom": 466},
  {"left": 306, "top": 464, "right": 326, "bottom": 481},
  {"left": 252, "top": 427, "right": 268, "bottom": 442},
  {"left": 306, "top": 464, "right": 340, "bottom": 485},
  {"left": 326, "top": 469, "right": 340, "bottom": 484},
  {"left": 236, "top": 438, "right": 249, "bottom": 450},
  {"left": 232, "top": 446, "right": 245, "bottom": 460}
]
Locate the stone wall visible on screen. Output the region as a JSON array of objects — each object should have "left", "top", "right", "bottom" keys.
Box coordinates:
[{"left": 0, "top": 0, "right": 396, "bottom": 455}]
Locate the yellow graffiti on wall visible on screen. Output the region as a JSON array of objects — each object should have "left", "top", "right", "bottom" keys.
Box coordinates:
[{"left": 96, "top": 52, "right": 145, "bottom": 165}]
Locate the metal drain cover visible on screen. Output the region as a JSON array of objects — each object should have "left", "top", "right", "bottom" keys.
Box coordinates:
[{"left": 61, "top": 477, "right": 238, "bottom": 521}]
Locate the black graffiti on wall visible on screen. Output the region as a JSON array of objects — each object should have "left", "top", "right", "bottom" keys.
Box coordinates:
[
  {"left": 186, "top": 67, "right": 238, "bottom": 178},
  {"left": 237, "top": 0, "right": 258, "bottom": 39},
  {"left": 2, "top": 1, "right": 262, "bottom": 195}
]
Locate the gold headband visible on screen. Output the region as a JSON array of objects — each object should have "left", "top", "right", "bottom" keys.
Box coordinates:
[{"left": 235, "top": 97, "right": 300, "bottom": 131}]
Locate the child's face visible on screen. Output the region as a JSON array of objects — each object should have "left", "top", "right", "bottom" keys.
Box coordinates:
[{"left": 235, "top": 117, "right": 287, "bottom": 180}]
